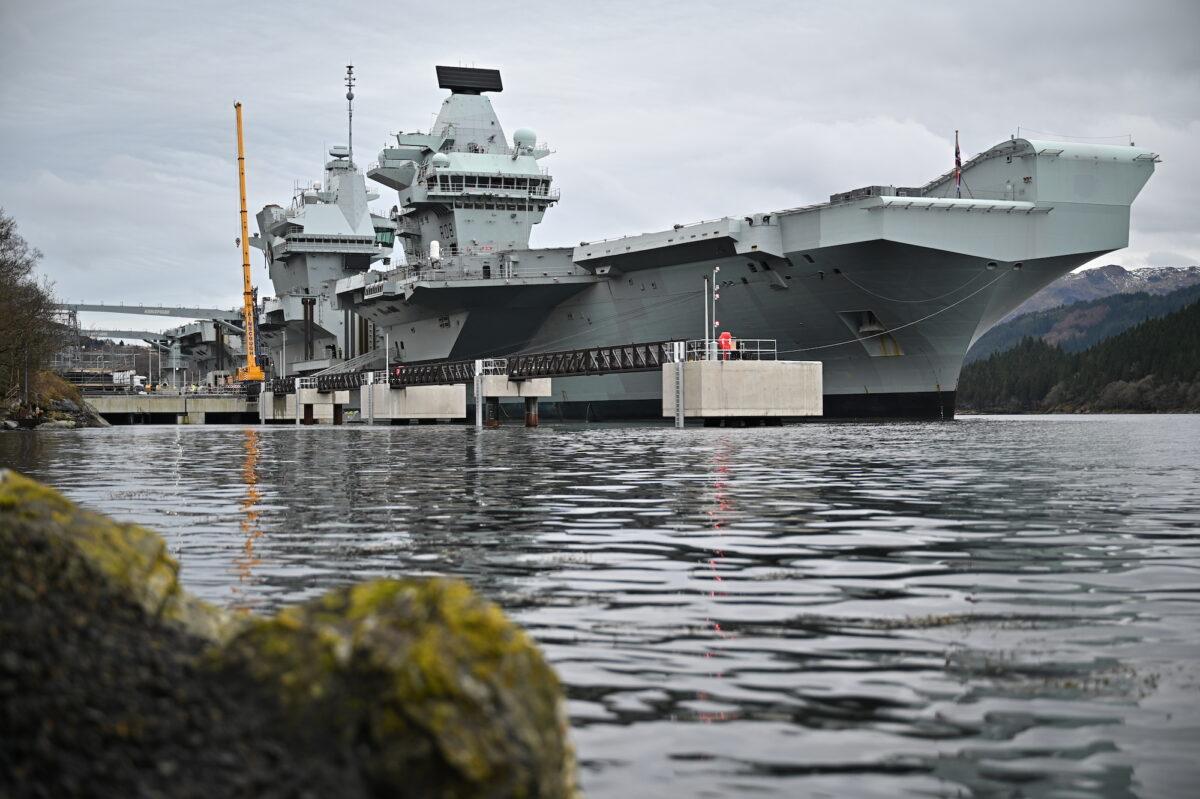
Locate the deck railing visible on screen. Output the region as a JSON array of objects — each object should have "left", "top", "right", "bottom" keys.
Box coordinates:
[{"left": 685, "top": 339, "right": 777, "bottom": 362}]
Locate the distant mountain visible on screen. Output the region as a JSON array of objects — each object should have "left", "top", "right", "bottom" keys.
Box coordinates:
[
  {"left": 966, "top": 283, "right": 1200, "bottom": 363},
  {"left": 1002, "top": 264, "right": 1200, "bottom": 320},
  {"left": 958, "top": 298, "right": 1200, "bottom": 413}
]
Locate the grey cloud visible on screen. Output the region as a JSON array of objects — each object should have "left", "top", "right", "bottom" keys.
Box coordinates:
[{"left": 1, "top": 0, "right": 1196, "bottom": 333}]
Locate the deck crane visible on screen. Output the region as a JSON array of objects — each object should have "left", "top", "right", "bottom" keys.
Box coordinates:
[{"left": 233, "top": 102, "right": 264, "bottom": 383}]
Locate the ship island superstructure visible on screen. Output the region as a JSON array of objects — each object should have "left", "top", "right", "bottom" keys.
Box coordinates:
[
  {"left": 252, "top": 144, "right": 395, "bottom": 375},
  {"left": 256, "top": 65, "right": 1157, "bottom": 419}
]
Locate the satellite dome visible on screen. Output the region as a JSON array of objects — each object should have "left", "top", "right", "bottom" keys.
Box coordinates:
[
  {"left": 512, "top": 128, "right": 537, "bottom": 148},
  {"left": 430, "top": 152, "right": 451, "bottom": 168}
]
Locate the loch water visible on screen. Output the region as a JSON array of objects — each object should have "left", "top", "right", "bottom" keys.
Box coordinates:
[{"left": 2, "top": 415, "right": 1198, "bottom": 798}]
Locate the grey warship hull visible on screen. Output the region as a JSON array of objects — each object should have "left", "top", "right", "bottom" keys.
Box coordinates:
[
  {"left": 344, "top": 136, "right": 1154, "bottom": 419},
  {"left": 344, "top": 240, "right": 1108, "bottom": 419},
  {"left": 259, "top": 67, "right": 1156, "bottom": 418},
  {"left": 517, "top": 245, "right": 1105, "bottom": 420}
]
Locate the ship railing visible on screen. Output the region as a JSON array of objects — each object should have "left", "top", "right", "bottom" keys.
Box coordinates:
[
  {"left": 684, "top": 338, "right": 777, "bottom": 362},
  {"left": 581, "top": 217, "right": 733, "bottom": 247},
  {"left": 160, "top": 384, "right": 249, "bottom": 397},
  {"left": 916, "top": 186, "right": 1029, "bottom": 202},
  {"left": 477, "top": 358, "right": 508, "bottom": 376},
  {"left": 424, "top": 185, "right": 560, "bottom": 199},
  {"left": 397, "top": 262, "right": 588, "bottom": 282},
  {"left": 500, "top": 143, "right": 552, "bottom": 158},
  {"left": 311, "top": 348, "right": 384, "bottom": 377},
  {"left": 81, "top": 384, "right": 250, "bottom": 397}
]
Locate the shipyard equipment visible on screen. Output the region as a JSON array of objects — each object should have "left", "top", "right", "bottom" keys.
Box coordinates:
[{"left": 233, "top": 102, "right": 264, "bottom": 383}]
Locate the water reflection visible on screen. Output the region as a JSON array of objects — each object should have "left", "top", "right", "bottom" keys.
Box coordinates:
[
  {"left": 2, "top": 417, "right": 1198, "bottom": 798},
  {"left": 231, "top": 428, "right": 263, "bottom": 607}
]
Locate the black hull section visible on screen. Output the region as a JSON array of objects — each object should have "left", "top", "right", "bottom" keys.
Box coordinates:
[
  {"left": 534, "top": 391, "right": 957, "bottom": 422},
  {"left": 822, "top": 390, "right": 956, "bottom": 421}
]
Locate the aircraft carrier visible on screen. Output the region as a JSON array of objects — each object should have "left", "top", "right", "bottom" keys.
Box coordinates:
[{"left": 254, "top": 65, "right": 1158, "bottom": 419}]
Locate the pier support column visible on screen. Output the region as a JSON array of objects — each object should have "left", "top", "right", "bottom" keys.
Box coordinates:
[
  {"left": 484, "top": 397, "right": 501, "bottom": 428},
  {"left": 524, "top": 397, "right": 539, "bottom": 428}
]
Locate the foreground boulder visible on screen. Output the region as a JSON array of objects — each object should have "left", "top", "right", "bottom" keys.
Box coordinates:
[{"left": 0, "top": 470, "right": 577, "bottom": 798}]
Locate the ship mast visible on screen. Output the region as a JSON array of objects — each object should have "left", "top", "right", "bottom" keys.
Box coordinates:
[{"left": 345, "top": 64, "right": 355, "bottom": 166}]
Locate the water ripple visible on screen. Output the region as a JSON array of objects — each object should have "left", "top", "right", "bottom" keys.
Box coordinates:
[{"left": 3, "top": 415, "right": 1198, "bottom": 797}]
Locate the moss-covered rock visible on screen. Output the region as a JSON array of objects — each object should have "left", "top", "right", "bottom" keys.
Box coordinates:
[
  {"left": 216, "top": 579, "right": 577, "bottom": 799},
  {"left": 0, "top": 467, "right": 231, "bottom": 640},
  {"left": 0, "top": 470, "right": 577, "bottom": 798}
]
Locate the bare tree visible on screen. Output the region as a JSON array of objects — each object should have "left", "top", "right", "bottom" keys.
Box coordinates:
[{"left": 0, "top": 209, "right": 61, "bottom": 403}]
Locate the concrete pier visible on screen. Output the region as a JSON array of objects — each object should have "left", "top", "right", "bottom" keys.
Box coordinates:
[
  {"left": 359, "top": 383, "right": 466, "bottom": 423},
  {"left": 86, "top": 394, "right": 258, "bottom": 425},
  {"left": 662, "top": 360, "right": 822, "bottom": 422},
  {"left": 473, "top": 373, "right": 552, "bottom": 428},
  {"left": 259, "top": 389, "right": 351, "bottom": 424},
  {"left": 81, "top": 341, "right": 819, "bottom": 429}
]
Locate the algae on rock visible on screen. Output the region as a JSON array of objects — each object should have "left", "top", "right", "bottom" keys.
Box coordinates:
[
  {"left": 217, "top": 578, "right": 577, "bottom": 799},
  {"left": 0, "top": 469, "right": 578, "bottom": 799}
]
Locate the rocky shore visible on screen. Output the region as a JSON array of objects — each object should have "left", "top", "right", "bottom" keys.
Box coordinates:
[
  {"left": 1, "top": 373, "right": 108, "bottom": 431},
  {"left": 0, "top": 470, "right": 577, "bottom": 798}
]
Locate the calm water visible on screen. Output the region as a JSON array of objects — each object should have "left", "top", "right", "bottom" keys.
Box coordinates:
[{"left": 3, "top": 416, "right": 1198, "bottom": 798}]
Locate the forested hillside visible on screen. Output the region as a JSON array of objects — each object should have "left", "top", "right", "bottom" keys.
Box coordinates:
[
  {"left": 958, "top": 299, "right": 1200, "bottom": 413},
  {"left": 966, "top": 284, "right": 1200, "bottom": 363}
]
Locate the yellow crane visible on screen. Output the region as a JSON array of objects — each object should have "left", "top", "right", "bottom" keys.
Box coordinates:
[{"left": 233, "top": 101, "right": 264, "bottom": 383}]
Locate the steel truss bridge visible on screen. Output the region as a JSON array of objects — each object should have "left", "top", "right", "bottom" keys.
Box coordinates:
[
  {"left": 267, "top": 340, "right": 680, "bottom": 395},
  {"left": 55, "top": 303, "right": 243, "bottom": 320}
]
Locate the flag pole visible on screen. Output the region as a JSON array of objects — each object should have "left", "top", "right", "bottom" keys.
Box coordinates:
[{"left": 954, "top": 130, "right": 962, "bottom": 199}]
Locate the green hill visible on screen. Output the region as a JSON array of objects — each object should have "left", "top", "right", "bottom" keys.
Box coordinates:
[
  {"left": 966, "top": 283, "right": 1200, "bottom": 363},
  {"left": 958, "top": 299, "right": 1200, "bottom": 413}
]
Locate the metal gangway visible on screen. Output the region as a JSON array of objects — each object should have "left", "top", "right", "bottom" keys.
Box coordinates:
[
  {"left": 310, "top": 348, "right": 385, "bottom": 376},
  {"left": 265, "top": 338, "right": 776, "bottom": 396}
]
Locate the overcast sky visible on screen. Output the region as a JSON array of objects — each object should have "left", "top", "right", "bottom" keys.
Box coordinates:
[{"left": 2, "top": 0, "right": 1197, "bottom": 334}]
